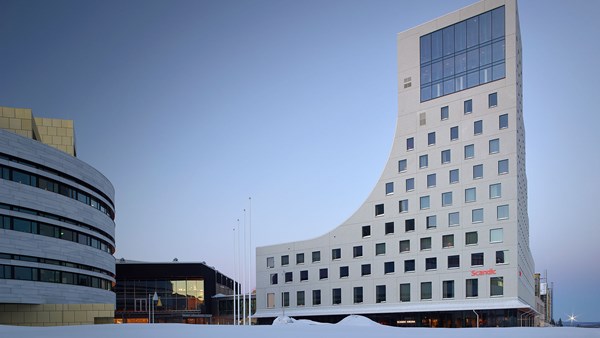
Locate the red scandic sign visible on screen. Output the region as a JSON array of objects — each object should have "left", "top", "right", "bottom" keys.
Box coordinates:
[{"left": 470, "top": 269, "right": 497, "bottom": 276}]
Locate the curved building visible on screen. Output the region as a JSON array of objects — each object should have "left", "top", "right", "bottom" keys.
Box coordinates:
[
  {"left": 0, "top": 106, "right": 116, "bottom": 326},
  {"left": 256, "top": 0, "right": 536, "bottom": 327}
]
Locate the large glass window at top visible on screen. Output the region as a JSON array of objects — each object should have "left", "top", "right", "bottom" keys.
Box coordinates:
[{"left": 420, "top": 6, "right": 505, "bottom": 102}]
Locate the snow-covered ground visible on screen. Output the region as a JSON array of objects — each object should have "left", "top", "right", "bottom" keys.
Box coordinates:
[{"left": 0, "top": 315, "right": 598, "bottom": 338}]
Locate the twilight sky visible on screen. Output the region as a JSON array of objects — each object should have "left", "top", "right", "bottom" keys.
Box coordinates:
[{"left": 1, "top": 0, "right": 599, "bottom": 322}]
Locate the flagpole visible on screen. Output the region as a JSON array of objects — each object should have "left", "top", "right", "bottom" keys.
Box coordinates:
[
  {"left": 248, "top": 197, "right": 252, "bottom": 324},
  {"left": 242, "top": 208, "right": 247, "bottom": 325},
  {"left": 233, "top": 224, "right": 237, "bottom": 325}
]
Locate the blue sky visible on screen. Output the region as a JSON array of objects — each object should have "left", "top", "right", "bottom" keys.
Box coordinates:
[{"left": 1, "top": 0, "right": 599, "bottom": 322}]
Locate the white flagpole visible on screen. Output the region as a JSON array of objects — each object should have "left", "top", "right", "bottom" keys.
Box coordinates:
[
  {"left": 248, "top": 197, "right": 252, "bottom": 324},
  {"left": 233, "top": 224, "right": 237, "bottom": 325},
  {"left": 242, "top": 208, "right": 247, "bottom": 325}
]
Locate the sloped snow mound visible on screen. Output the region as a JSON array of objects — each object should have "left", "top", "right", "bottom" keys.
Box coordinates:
[
  {"left": 272, "top": 316, "right": 328, "bottom": 325},
  {"left": 337, "top": 315, "right": 380, "bottom": 327},
  {"left": 272, "top": 316, "right": 295, "bottom": 325}
]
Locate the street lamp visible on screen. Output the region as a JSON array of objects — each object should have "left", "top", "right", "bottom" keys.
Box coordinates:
[
  {"left": 148, "top": 292, "right": 158, "bottom": 323},
  {"left": 568, "top": 314, "right": 577, "bottom": 327}
]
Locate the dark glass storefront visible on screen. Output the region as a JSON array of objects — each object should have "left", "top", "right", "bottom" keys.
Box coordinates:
[
  {"left": 257, "top": 308, "right": 535, "bottom": 327},
  {"left": 114, "top": 261, "right": 236, "bottom": 324}
]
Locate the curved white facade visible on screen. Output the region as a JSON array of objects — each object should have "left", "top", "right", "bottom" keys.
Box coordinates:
[
  {"left": 0, "top": 127, "right": 116, "bottom": 324},
  {"left": 256, "top": 0, "right": 535, "bottom": 327}
]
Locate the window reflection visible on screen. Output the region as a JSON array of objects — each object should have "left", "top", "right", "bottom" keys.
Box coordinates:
[{"left": 420, "top": 6, "right": 506, "bottom": 102}]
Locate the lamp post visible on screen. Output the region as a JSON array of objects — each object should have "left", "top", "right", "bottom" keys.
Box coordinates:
[{"left": 152, "top": 292, "right": 158, "bottom": 323}]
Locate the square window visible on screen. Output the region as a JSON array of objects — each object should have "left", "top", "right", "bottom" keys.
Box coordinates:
[
  {"left": 426, "top": 257, "right": 437, "bottom": 270},
  {"left": 400, "top": 283, "right": 411, "bottom": 302},
  {"left": 361, "top": 264, "right": 371, "bottom": 276},
  {"left": 300, "top": 270, "right": 308, "bottom": 281},
  {"left": 466, "top": 231, "right": 478, "bottom": 245},
  {"left": 267, "top": 293, "right": 275, "bottom": 308},
  {"left": 340, "top": 266, "right": 349, "bottom": 278},
  {"left": 353, "top": 246, "right": 363, "bottom": 258},
  {"left": 426, "top": 215, "right": 437, "bottom": 229},
  {"left": 285, "top": 271, "right": 293, "bottom": 283},
  {"left": 441, "top": 106, "right": 449, "bottom": 120},
  {"left": 405, "top": 219, "right": 415, "bottom": 232},
  {"left": 297, "top": 291, "right": 305, "bottom": 306},
  {"left": 421, "top": 282, "right": 432, "bottom": 300},
  {"left": 472, "top": 208, "right": 484, "bottom": 223},
  {"left": 427, "top": 174, "right": 436, "bottom": 188},
  {"left": 489, "top": 183, "right": 501, "bottom": 199},
  {"left": 490, "top": 277, "right": 504, "bottom": 296},
  {"left": 471, "top": 252, "right": 484, "bottom": 266},
  {"left": 362, "top": 225, "right": 371, "bottom": 238},
  {"left": 450, "top": 126, "right": 458, "bottom": 141},
  {"left": 353, "top": 287, "right": 363, "bottom": 304},
  {"left": 490, "top": 228, "right": 504, "bottom": 243},
  {"left": 473, "top": 164, "right": 483, "bottom": 179},
  {"left": 466, "top": 278, "right": 479, "bottom": 297},
  {"left": 398, "top": 159, "right": 408, "bottom": 172},
  {"left": 267, "top": 257, "right": 274, "bottom": 268},
  {"left": 332, "top": 288, "right": 342, "bottom": 305},
  {"left": 448, "top": 212, "right": 460, "bottom": 226},
  {"left": 489, "top": 92, "right": 498, "bottom": 107},
  {"left": 312, "top": 290, "right": 321, "bottom": 305},
  {"left": 312, "top": 251, "right": 321, "bottom": 263},
  {"left": 449, "top": 169, "right": 459, "bottom": 184},
  {"left": 332, "top": 248, "right": 341, "bottom": 260},
  {"left": 419, "top": 155, "right": 429, "bottom": 168},
  {"left": 399, "top": 240, "right": 410, "bottom": 253},
  {"left": 464, "top": 144, "right": 475, "bottom": 159},
  {"left": 496, "top": 250, "right": 507, "bottom": 264},
  {"left": 376, "top": 285, "right": 386, "bottom": 303},
  {"left": 420, "top": 196, "right": 430, "bottom": 210},
  {"left": 270, "top": 273, "right": 278, "bottom": 285},
  {"left": 499, "top": 114, "right": 508, "bottom": 129},
  {"left": 399, "top": 199, "right": 409, "bottom": 213},
  {"left": 375, "top": 204, "right": 384, "bottom": 216},
  {"left": 498, "top": 159, "right": 509, "bottom": 174},
  {"left": 497, "top": 205, "right": 509, "bottom": 220},
  {"left": 442, "top": 234, "right": 454, "bottom": 248},
  {"left": 385, "top": 182, "right": 394, "bottom": 195},
  {"left": 404, "top": 259, "right": 415, "bottom": 273},
  {"left": 319, "top": 268, "right": 328, "bottom": 280},
  {"left": 489, "top": 138, "right": 500, "bottom": 154},
  {"left": 428, "top": 132, "right": 436, "bottom": 146},
  {"left": 441, "top": 149, "right": 451, "bottom": 164},
  {"left": 385, "top": 222, "right": 394, "bottom": 235},
  {"left": 443, "top": 280, "right": 455, "bottom": 299},
  {"left": 464, "top": 99, "right": 473, "bottom": 114},
  {"left": 442, "top": 192, "right": 452, "bottom": 207},
  {"left": 384, "top": 261, "right": 395, "bottom": 274},
  {"left": 448, "top": 255, "right": 460, "bottom": 269},
  {"left": 465, "top": 187, "right": 476, "bottom": 203},
  {"left": 407, "top": 137, "right": 414, "bottom": 151},
  {"left": 296, "top": 253, "right": 305, "bottom": 265},
  {"left": 376, "top": 243, "right": 386, "bottom": 255},
  {"left": 474, "top": 120, "right": 483, "bottom": 135},
  {"left": 405, "top": 178, "right": 415, "bottom": 191},
  {"left": 282, "top": 292, "right": 290, "bottom": 307},
  {"left": 281, "top": 255, "right": 289, "bottom": 266},
  {"left": 420, "top": 237, "right": 432, "bottom": 251}
]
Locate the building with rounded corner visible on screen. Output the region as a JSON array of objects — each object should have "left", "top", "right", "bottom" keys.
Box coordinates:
[
  {"left": 0, "top": 105, "right": 116, "bottom": 326},
  {"left": 255, "top": 0, "right": 537, "bottom": 327}
]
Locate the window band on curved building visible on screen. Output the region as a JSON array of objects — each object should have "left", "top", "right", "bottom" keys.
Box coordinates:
[{"left": 0, "top": 105, "right": 116, "bottom": 326}]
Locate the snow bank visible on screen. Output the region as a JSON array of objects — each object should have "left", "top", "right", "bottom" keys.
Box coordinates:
[
  {"left": 0, "top": 323, "right": 598, "bottom": 338},
  {"left": 336, "top": 315, "right": 380, "bottom": 327}
]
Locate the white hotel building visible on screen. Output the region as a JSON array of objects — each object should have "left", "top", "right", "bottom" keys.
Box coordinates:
[{"left": 256, "top": 0, "right": 536, "bottom": 327}]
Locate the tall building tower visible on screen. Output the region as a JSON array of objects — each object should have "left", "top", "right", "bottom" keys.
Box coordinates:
[
  {"left": 0, "top": 105, "right": 116, "bottom": 325},
  {"left": 255, "top": 0, "right": 535, "bottom": 327}
]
